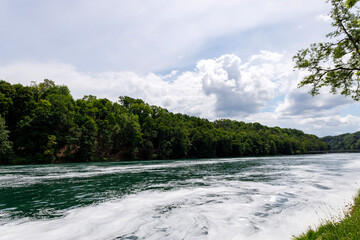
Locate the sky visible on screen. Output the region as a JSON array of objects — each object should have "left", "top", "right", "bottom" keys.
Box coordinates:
[{"left": 1, "top": 0, "right": 360, "bottom": 137}]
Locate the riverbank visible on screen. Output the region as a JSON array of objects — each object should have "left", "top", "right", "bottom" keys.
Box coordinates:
[
  {"left": 294, "top": 190, "right": 360, "bottom": 240},
  {"left": 0, "top": 80, "right": 329, "bottom": 165}
]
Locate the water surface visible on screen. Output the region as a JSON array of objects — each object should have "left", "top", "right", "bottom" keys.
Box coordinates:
[{"left": 1, "top": 154, "right": 360, "bottom": 239}]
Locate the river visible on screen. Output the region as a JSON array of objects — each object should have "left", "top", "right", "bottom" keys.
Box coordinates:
[{"left": 1, "top": 154, "right": 360, "bottom": 240}]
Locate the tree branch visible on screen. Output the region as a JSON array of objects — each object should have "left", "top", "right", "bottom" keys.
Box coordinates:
[{"left": 336, "top": 12, "right": 360, "bottom": 58}]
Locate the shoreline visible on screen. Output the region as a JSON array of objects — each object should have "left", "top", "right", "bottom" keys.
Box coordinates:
[{"left": 3, "top": 151, "right": 359, "bottom": 166}]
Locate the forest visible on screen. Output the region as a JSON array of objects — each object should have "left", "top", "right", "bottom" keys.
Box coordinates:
[
  {"left": 322, "top": 132, "right": 360, "bottom": 150},
  {"left": 0, "top": 80, "right": 329, "bottom": 165}
]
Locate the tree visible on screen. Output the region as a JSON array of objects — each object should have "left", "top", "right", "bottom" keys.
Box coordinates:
[
  {"left": 119, "top": 96, "right": 144, "bottom": 109},
  {"left": 0, "top": 81, "right": 16, "bottom": 120},
  {"left": 7, "top": 84, "right": 35, "bottom": 135},
  {"left": 346, "top": 0, "right": 359, "bottom": 8},
  {"left": 0, "top": 115, "right": 13, "bottom": 164},
  {"left": 112, "top": 113, "right": 142, "bottom": 160},
  {"left": 43, "top": 135, "right": 57, "bottom": 163},
  {"left": 15, "top": 91, "right": 76, "bottom": 162},
  {"left": 30, "top": 79, "right": 56, "bottom": 101},
  {"left": 75, "top": 117, "right": 98, "bottom": 162},
  {"left": 294, "top": 0, "right": 360, "bottom": 100}
]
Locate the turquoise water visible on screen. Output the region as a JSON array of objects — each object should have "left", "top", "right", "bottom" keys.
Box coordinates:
[{"left": 1, "top": 154, "right": 360, "bottom": 239}]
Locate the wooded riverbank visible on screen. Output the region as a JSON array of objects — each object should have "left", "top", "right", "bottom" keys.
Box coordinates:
[{"left": 0, "top": 80, "right": 329, "bottom": 165}]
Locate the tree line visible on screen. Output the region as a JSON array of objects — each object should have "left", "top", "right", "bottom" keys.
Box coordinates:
[
  {"left": 0, "top": 80, "right": 329, "bottom": 164},
  {"left": 322, "top": 132, "right": 360, "bottom": 150}
]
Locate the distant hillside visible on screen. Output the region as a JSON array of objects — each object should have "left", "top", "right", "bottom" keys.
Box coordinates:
[
  {"left": 0, "top": 79, "right": 329, "bottom": 165},
  {"left": 322, "top": 132, "right": 360, "bottom": 151}
]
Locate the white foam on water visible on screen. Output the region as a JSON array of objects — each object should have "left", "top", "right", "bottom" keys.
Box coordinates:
[
  {"left": 1, "top": 154, "right": 360, "bottom": 240},
  {"left": 1, "top": 180, "right": 359, "bottom": 240},
  {"left": 0, "top": 159, "right": 238, "bottom": 187}
]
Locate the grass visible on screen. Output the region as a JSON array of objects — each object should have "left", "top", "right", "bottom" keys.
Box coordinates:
[{"left": 293, "top": 191, "right": 360, "bottom": 240}]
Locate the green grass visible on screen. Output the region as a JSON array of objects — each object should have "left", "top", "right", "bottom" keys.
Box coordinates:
[{"left": 293, "top": 191, "right": 360, "bottom": 240}]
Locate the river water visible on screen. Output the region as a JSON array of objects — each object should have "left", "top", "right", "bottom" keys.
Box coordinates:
[{"left": 1, "top": 154, "right": 360, "bottom": 240}]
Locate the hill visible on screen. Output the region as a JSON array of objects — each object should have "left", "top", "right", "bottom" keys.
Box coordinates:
[{"left": 322, "top": 132, "right": 360, "bottom": 151}]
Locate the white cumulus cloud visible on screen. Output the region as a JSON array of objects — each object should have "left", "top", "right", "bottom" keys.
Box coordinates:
[
  {"left": 1, "top": 51, "right": 360, "bottom": 137},
  {"left": 0, "top": 51, "right": 293, "bottom": 119},
  {"left": 197, "top": 52, "right": 291, "bottom": 117}
]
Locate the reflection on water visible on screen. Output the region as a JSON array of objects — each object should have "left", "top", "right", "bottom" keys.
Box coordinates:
[{"left": 1, "top": 154, "right": 360, "bottom": 239}]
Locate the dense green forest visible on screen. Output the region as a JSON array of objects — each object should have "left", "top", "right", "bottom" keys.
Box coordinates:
[
  {"left": 0, "top": 80, "right": 329, "bottom": 164},
  {"left": 322, "top": 132, "right": 360, "bottom": 151}
]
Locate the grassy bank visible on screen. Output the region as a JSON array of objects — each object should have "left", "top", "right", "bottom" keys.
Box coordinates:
[{"left": 294, "top": 191, "right": 360, "bottom": 240}]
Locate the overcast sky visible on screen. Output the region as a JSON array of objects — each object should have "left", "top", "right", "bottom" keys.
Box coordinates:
[{"left": 1, "top": 0, "right": 360, "bottom": 137}]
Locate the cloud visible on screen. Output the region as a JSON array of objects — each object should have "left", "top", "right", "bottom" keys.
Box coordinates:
[
  {"left": 197, "top": 52, "right": 291, "bottom": 117},
  {"left": 276, "top": 87, "right": 352, "bottom": 118},
  {"left": 299, "top": 115, "right": 360, "bottom": 128},
  {"left": 245, "top": 111, "right": 360, "bottom": 137},
  {"left": 0, "top": 51, "right": 293, "bottom": 119},
  {"left": 317, "top": 14, "right": 331, "bottom": 22},
  {"left": 0, "top": 0, "right": 330, "bottom": 73},
  {"left": 274, "top": 64, "right": 353, "bottom": 120},
  {"left": 0, "top": 60, "right": 217, "bottom": 119},
  {"left": 1, "top": 51, "right": 359, "bottom": 137},
  {"left": 267, "top": 71, "right": 358, "bottom": 136}
]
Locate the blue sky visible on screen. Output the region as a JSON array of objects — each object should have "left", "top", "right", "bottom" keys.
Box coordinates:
[{"left": 1, "top": 0, "right": 359, "bottom": 137}]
